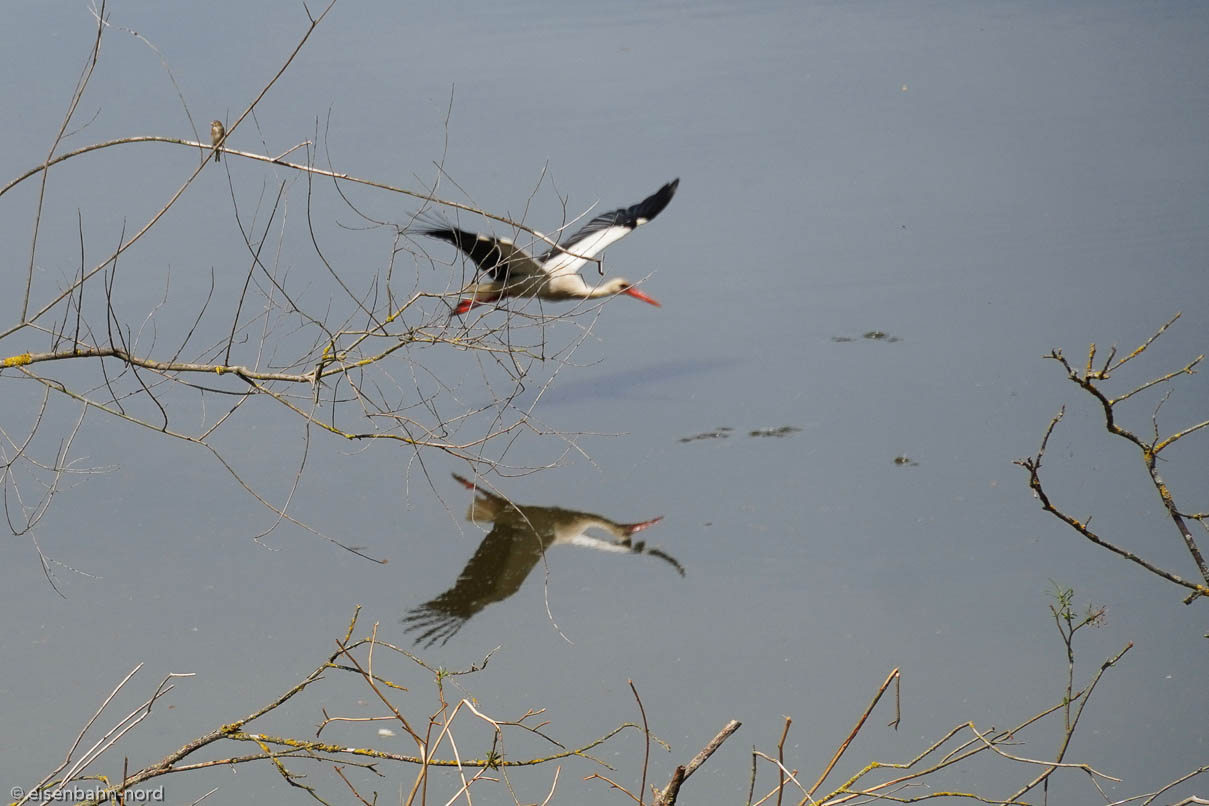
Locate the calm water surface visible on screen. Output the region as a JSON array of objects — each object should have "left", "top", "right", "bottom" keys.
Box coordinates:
[{"left": 1, "top": 1, "right": 1207, "bottom": 803}]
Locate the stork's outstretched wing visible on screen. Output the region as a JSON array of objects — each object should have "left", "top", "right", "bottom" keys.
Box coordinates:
[
  {"left": 422, "top": 227, "right": 544, "bottom": 281},
  {"left": 540, "top": 179, "right": 680, "bottom": 277}
]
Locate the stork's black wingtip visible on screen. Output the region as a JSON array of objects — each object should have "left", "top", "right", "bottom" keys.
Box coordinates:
[
  {"left": 418, "top": 226, "right": 455, "bottom": 243},
  {"left": 633, "top": 179, "right": 680, "bottom": 223}
]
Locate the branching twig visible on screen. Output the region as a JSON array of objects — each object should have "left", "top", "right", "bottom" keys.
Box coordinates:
[{"left": 1017, "top": 316, "right": 1209, "bottom": 600}]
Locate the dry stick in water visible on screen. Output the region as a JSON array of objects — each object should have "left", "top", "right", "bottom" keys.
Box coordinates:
[
  {"left": 631, "top": 680, "right": 650, "bottom": 806},
  {"left": 807, "top": 668, "right": 900, "bottom": 800},
  {"left": 656, "top": 720, "right": 742, "bottom": 806},
  {"left": 777, "top": 717, "right": 792, "bottom": 806}
]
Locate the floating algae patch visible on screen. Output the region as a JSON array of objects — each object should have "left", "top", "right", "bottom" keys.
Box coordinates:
[
  {"left": 831, "top": 330, "right": 902, "bottom": 343},
  {"left": 678, "top": 426, "right": 734, "bottom": 443},
  {"left": 748, "top": 426, "right": 801, "bottom": 438}
]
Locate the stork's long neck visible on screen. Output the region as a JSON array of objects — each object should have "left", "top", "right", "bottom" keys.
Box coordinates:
[
  {"left": 544, "top": 274, "right": 598, "bottom": 299},
  {"left": 546, "top": 276, "right": 650, "bottom": 301}
]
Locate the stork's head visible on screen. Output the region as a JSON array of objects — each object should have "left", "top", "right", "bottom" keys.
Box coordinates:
[{"left": 600, "top": 277, "right": 661, "bottom": 307}]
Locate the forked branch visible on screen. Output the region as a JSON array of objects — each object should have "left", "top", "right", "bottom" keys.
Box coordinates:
[{"left": 1015, "top": 314, "right": 1209, "bottom": 600}]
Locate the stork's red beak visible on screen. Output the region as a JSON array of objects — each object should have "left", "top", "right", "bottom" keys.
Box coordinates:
[{"left": 623, "top": 287, "right": 661, "bottom": 307}]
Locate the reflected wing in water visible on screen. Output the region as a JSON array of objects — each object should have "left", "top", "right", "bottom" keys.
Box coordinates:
[
  {"left": 403, "top": 517, "right": 549, "bottom": 648},
  {"left": 632, "top": 541, "right": 686, "bottom": 577},
  {"left": 403, "top": 474, "right": 682, "bottom": 647}
]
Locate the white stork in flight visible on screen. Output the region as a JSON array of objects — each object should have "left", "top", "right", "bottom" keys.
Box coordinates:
[{"left": 421, "top": 178, "right": 679, "bottom": 315}]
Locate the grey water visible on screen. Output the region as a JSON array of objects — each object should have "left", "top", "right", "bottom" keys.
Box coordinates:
[{"left": 2, "top": 2, "right": 1207, "bottom": 804}]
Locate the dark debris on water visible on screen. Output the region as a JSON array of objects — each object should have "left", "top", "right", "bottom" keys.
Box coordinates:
[
  {"left": 678, "top": 427, "right": 734, "bottom": 443},
  {"left": 831, "top": 330, "right": 902, "bottom": 343},
  {"left": 679, "top": 425, "right": 801, "bottom": 442},
  {"left": 748, "top": 426, "right": 801, "bottom": 438}
]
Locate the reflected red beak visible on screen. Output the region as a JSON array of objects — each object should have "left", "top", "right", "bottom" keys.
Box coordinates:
[
  {"left": 622, "top": 515, "right": 664, "bottom": 535},
  {"left": 623, "top": 287, "right": 662, "bottom": 307}
]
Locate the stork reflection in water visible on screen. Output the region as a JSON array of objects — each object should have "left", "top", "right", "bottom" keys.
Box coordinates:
[{"left": 403, "top": 474, "right": 683, "bottom": 648}]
